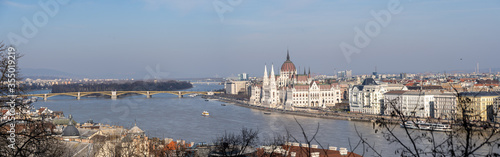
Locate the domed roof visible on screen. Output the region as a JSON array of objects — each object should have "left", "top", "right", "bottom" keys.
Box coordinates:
[
  {"left": 62, "top": 125, "right": 80, "bottom": 136},
  {"left": 362, "top": 78, "right": 378, "bottom": 85},
  {"left": 128, "top": 124, "right": 144, "bottom": 134},
  {"left": 62, "top": 114, "right": 79, "bottom": 137},
  {"left": 281, "top": 50, "right": 296, "bottom": 72}
]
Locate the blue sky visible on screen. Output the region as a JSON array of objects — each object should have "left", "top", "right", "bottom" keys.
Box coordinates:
[{"left": 1, "top": 0, "right": 499, "bottom": 79}]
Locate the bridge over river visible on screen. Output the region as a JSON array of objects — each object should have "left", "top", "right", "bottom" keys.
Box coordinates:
[{"left": 26, "top": 91, "right": 221, "bottom": 100}]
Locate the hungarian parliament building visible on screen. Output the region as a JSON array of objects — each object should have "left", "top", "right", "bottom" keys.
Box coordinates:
[{"left": 250, "top": 51, "right": 342, "bottom": 109}]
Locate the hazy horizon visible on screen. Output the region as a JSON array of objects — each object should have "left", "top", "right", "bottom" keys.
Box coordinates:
[{"left": 2, "top": 0, "right": 499, "bottom": 79}]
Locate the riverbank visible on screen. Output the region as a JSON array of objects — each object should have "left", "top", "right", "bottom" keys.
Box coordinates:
[
  {"left": 204, "top": 95, "right": 402, "bottom": 124},
  {"left": 205, "top": 95, "right": 500, "bottom": 130}
]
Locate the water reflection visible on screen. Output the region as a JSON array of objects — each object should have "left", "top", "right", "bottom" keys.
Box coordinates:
[{"left": 29, "top": 84, "right": 494, "bottom": 156}]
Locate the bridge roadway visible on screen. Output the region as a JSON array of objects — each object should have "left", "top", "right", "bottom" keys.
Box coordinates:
[{"left": 25, "top": 91, "right": 220, "bottom": 100}]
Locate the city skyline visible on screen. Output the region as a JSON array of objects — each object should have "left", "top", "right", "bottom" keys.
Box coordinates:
[{"left": 1, "top": 0, "right": 500, "bottom": 79}]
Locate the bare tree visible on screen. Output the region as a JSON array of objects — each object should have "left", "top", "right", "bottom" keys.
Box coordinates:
[
  {"left": 361, "top": 87, "right": 500, "bottom": 156},
  {"left": 148, "top": 137, "right": 169, "bottom": 157},
  {"left": 215, "top": 117, "right": 357, "bottom": 157},
  {"left": 92, "top": 134, "right": 151, "bottom": 157},
  {"left": 259, "top": 133, "right": 290, "bottom": 157},
  {"left": 212, "top": 127, "right": 259, "bottom": 157},
  {"left": 166, "top": 141, "right": 190, "bottom": 157},
  {"left": 0, "top": 42, "right": 67, "bottom": 156},
  {"left": 284, "top": 117, "right": 331, "bottom": 157}
]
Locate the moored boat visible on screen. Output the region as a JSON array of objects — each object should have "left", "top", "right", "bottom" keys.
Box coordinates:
[
  {"left": 400, "top": 121, "right": 418, "bottom": 129},
  {"left": 400, "top": 121, "right": 452, "bottom": 132},
  {"left": 431, "top": 124, "right": 452, "bottom": 132}
]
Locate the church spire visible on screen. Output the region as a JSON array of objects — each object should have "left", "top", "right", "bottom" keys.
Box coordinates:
[
  {"left": 304, "top": 67, "right": 306, "bottom": 75},
  {"left": 270, "top": 64, "right": 275, "bottom": 79},
  {"left": 308, "top": 67, "right": 311, "bottom": 77},
  {"left": 68, "top": 114, "right": 73, "bottom": 125},
  {"left": 264, "top": 64, "right": 268, "bottom": 78},
  {"left": 286, "top": 49, "right": 290, "bottom": 61},
  {"left": 263, "top": 64, "right": 268, "bottom": 84},
  {"left": 270, "top": 64, "right": 276, "bottom": 87}
]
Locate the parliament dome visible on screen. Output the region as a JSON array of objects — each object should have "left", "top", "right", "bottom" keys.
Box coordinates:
[{"left": 281, "top": 51, "right": 296, "bottom": 72}]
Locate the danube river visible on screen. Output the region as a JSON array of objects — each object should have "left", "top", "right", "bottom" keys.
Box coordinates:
[{"left": 30, "top": 84, "right": 493, "bottom": 156}]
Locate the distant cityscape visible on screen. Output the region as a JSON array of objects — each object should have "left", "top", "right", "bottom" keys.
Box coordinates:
[
  {"left": 20, "top": 51, "right": 500, "bottom": 124},
  {"left": 3, "top": 0, "right": 500, "bottom": 156},
  {"left": 2, "top": 50, "right": 500, "bottom": 156},
  {"left": 223, "top": 51, "right": 500, "bottom": 122}
]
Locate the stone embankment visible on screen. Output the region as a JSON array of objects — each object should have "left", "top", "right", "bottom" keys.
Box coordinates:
[{"left": 204, "top": 95, "right": 403, "bottom": 124}]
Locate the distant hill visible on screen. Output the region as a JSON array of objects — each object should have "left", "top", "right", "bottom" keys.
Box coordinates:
[
  {"left": 20, "top": 68, "right": 84, "bottom": 80},
  {"left": 51, "top": 80, "right": 193, "bottom": 93}
]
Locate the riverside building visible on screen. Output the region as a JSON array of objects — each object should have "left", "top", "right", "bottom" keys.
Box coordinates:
[{"left": 250, "top": 51, "right": 341, "bottom": 109}]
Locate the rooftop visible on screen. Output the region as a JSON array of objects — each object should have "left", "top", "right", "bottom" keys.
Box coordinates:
[
  {"left": 362, "top": 78, "right": 378, "bottom": 85},
  {"left": 459, "top": 91, "right": 500, "bottom": 97}
]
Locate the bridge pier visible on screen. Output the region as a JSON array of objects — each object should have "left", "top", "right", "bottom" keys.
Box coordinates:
[
  {"left": 111, "top": 91, "right": 117, "bottom": 99},
  {"left": 29, "top": 91, "right": 220, "bottom": 101}
]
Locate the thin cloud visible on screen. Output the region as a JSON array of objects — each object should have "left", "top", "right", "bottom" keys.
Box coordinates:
[
  {"left": 2, "top": 0, "right": 36, "bottom": 9},
  {"left": 443, "top": 7, "right": 500, "bottom": 13},
  {"left": 141, "top": 0, "right": 211, "bottom": 13}
]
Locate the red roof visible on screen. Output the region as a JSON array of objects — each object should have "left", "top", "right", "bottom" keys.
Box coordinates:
[
  {"left": 318, "top": 84, "right": 333, "bottom": 90},
  {"left": 294, "top": 85, "right": 309, "bottom": 91},
  {"left": 382, "top": 80, "right": 399, "bottom": 84},
  {"left": 164, "top": 141, "right": 192, "bottom": 151},
  {"left": 38, "top": 108, "right": 46, "bottom": 114},
  {"left": 474, "top": 84, "right": 499, "bottom": 87},
  {"left": 297, "top": 75, "right": 308, "bottom": 81},
  {"left": 281, "top": 61, "right": 296, "bottom": 72},
  {"left": 257, "top": 145, "right": 361, "bottom": 157},
  {"left": 460, "top": 78, "right": 477, "bottom": 82}
]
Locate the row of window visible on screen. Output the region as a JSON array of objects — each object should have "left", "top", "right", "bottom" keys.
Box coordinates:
[{"left": 293, "top": 92, "right": 339, "bottom": 97}]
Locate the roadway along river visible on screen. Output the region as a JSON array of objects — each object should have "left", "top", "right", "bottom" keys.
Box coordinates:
[{"left": 31, "top": 84, "right": 484, "bottom": 156}]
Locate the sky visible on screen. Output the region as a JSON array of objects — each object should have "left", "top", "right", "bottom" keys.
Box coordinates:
[{"left": 1, "top": 0, "right": 499, "bottom": 79}]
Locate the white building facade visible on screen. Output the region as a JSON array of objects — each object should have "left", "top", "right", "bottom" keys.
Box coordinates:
[
  {"left": 433, "top": 93, "right": 457, "bottom": 119},
  {"left": 250, "top": 51, "right": 341, "bottom": 109},
  {"left": 383, "top": 91, "right": 453, "bottom": 118},
  {"left": 225, "top": 80, "right": 250, "bottom": 95},
  {"left": 291, "top": 82, "right": 341, "bottom": 108},
  {"left": 349, "top": 78, "right": 387, "bottom": 114}
]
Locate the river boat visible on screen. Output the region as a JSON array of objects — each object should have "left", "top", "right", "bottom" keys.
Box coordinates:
[
  {"left": 400, "top": 121, "right": 452, "bottom": 132},
  {"left": 400, "top": 121, "right": 418, "bottom": 129},
  {"left": 202, "top": 111, "right": 209, "bottom": 116},
  {"left": 431, "top": 124, "right": 452, "bottom": 132}
]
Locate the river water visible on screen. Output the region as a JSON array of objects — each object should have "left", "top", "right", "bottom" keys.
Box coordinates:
[{"left": 30, "top": 84, "right": 495, "bottom": 156}]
